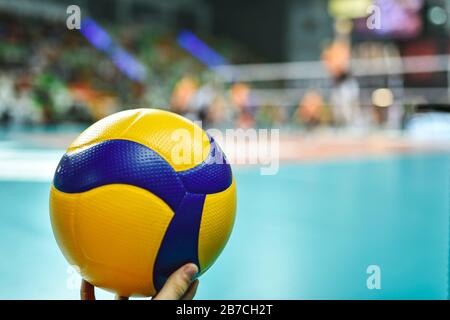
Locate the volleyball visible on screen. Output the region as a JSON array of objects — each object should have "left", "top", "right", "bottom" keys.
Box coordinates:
[{"left": 49, "top": 108, "right": 236, "bottom": 297}]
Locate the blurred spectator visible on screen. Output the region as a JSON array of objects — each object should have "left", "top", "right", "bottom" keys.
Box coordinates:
[
  {"left": 295, "top": 90, "right": 330, "bottom": 128},
  {"left": 322, "top": 40, "right": 361, "bottom": 126},
  {"left": 170, "top": 76, "right": 199, "bottom": 120},
  {"left": 206, "top": 95, "right": 228, "bottom": 126},
  {"left": 230, "top": 82, "right": 255, "bottom": 128},
  {"left": 257, "top": 104, "right": 286, "bottom": 128}
]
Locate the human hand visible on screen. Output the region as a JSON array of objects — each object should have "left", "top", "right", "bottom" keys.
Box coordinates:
[{"left": 80, "top": 263, "right": 199, "bottom": 300}]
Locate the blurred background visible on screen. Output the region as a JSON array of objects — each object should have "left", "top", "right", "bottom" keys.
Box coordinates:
[{"left": 0, "top": 0, "right": 449, "bottom": 299}]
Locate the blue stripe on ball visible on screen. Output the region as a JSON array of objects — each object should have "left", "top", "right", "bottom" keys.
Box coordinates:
[
  {"left": 153, "top": 192, "right": 205, "bottom": 291},
  {"left": 53, "top": 139, "right": 186, "bottom": 211},
  {"left": 178, "top": 137, "right": 232, "bottom": 194}
]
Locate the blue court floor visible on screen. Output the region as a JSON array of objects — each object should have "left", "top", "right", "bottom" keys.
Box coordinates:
[{"left": 0, "top": 140, "right": 449, "bottom": 299}]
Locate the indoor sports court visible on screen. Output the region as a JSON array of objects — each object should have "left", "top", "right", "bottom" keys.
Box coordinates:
[{"left": 1, "top": 0, "right": 450, "bottom": 301}]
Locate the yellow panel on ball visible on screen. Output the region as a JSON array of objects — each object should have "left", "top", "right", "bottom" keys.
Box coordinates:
[
  {"left": 50, "top": 184, "right": 174, "bottom": 297},
  {"left": 67, "top": 108, "right": 210, "bottom": 171},
  {"left": 198, "top": 179, "right": 237, "bottom": 272}
]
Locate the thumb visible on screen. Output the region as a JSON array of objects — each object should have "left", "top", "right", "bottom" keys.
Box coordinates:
[{"left": 153, "top": 263, "right": 198, "bottom": 300}]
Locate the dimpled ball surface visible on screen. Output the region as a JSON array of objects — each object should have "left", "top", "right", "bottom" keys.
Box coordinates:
[{"left": 49, "top": 108, "right": 236, "bottom": 297}]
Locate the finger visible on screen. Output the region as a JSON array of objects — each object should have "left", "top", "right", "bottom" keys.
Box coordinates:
[
  {"left": 182, "top": 279, "right": 199, "bottom": 300},
  {"left": 154, "top": 263, "right": 198, "bottom": 300},
  {"left": 81, "top": 279, "right": 96, "bottom": 300},
  {"left": 115, "top": 295, "right": 129, "bottom": 300}
]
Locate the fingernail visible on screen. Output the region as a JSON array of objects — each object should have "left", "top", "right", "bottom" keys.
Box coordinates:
[{"left": 183, "top": 264, "right": 198, "bottom": 280}]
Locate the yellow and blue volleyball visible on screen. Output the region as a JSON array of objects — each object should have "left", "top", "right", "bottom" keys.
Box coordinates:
[{"left": 49, "top": 108, "right": 236, "bottom": 297}]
